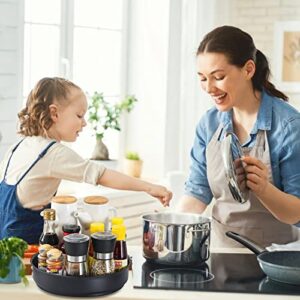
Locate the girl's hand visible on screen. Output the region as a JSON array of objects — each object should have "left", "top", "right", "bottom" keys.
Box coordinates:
[
  {"left": 242, "top": 156, "right": 269, "bottom": 196},
  {"left": 147, "top": 184, "right": 173, "bottom": 207}
]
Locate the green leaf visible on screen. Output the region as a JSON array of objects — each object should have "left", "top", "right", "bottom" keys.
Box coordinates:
[
  {"left": 125, "top": 151, "right": 140, "bottom": 160},
  {"left": 0, "top": 237, "right": 28, "bottom": 285},
  {"left": 87, "top": 92, "right": 138, "bottom": 139}
]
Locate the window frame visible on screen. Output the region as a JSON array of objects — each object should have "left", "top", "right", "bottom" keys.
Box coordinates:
[{"left": 22, "top": 0, "right": 129, "bottom": 160}]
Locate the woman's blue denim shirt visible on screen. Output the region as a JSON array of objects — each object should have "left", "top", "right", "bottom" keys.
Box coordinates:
[{"left": 185, "top": 90, "right": 300, "bottom": 225}]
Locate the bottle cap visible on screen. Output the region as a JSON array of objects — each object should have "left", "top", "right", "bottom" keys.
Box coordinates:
[
  {"left": 112, "top": 224, "right": 126, "bottom": 241},
  {"left": 91, "top": 232, "right": 116, "bottom": 254},
  {"left": 111, "top": 217, "right": 124, "bottom": 226},
  {"left": 63, "top": 233, "right": 90, "bottom": 256},
  {"left": 84, "top": 196, "right": 108, "bottom": 205},
  {"left": 51, "top": 195, "right": 77, "bottom": 204},
  {"left": 42, "top": 208, "right": 56, "bottom": 221},
  {"left": 89, "top": 222, "right": 105, "bottom": 234},
  {"left": 62, "top": 224, "right": 81, "bottom": 234}
]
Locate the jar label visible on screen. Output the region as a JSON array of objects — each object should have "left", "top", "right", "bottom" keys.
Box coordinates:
[{"left": 115, "top": 259, "right": 127, "bottom": 270}]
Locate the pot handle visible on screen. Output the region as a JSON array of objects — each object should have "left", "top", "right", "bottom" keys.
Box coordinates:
[{"left": 225, "top": 231, "right": 266, "bottom": 255}]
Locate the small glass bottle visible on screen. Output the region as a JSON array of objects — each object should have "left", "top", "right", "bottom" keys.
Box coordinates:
[
  {"left": 60, "top": 224, "right": 81, "bottom": 254},
  {"left": 39, "top": 209, "right": 59, "bottom": 247},
  {"left": 112, "top": 224, "right": 128, "bottom": 270},
  {"left": 88, "top": 222, "right": 105, "bottom": 257},
  {"left": 64, "top": 233, "right": 90, "bottom": 276},
  {"left": 108, "top": 216, "right": 123, "bottom": 232},
  {"left": 111, "top": 217, "right": 124, "bottom": 226},
  {"left": 90, "top": 232, "right": 116, "bottom": 275}
]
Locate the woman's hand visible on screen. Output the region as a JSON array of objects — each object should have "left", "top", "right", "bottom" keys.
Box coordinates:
[
  {"left": 242, "top": 156, "right": 269, "bottom": 196},
  {"left": 233, "top": 158, "right": 247, "bottom": 192},
  {"left": 147, "top": 184, "right": 172, "bottom": 207}
]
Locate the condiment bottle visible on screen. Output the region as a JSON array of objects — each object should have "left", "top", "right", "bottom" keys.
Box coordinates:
[
  {"left": 38, "top": 244, "right": 53, "bottom": 271},
  {"left": 88, "top": 222, "right": 105, "bottom": 256},
  {"left": 39, "top": 209, "right": 59, "bottom": 247},
  {"left": 111, "top": 216, "right": 124, "bottom": 227},
  {"left": 111, "top": 224, "right": 128, "bottom": 270},
  {"left": 60, "top": 224, "right": 81, "bottom": 254},
  {"left": 64, "top": 233, "right": 90, "bottom": 276},
  {"left": 90, "top": 232, "right": 116, "bottom": 275}
]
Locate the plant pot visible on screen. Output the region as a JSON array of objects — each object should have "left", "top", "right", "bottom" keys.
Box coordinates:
[
  {"left": 91, "top": 138, "right": 109, "bottom": 160},
  {"left": 0, "top": 256, "right": 21, "bottom": 284},
  {"left": 123, "top": 159, "right": 143, "bottom": 178}
]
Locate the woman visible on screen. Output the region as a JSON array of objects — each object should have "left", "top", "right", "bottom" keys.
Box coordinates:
[{"left": 178, "top": 26, "right": 300, "bottom": 248}]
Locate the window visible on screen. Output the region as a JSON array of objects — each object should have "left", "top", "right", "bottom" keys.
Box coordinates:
[{"left": 23, "top": 0, "right": 126, "bottom": 159}]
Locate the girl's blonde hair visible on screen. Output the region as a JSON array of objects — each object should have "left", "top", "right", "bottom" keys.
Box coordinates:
[{"left": 18, "top": 77, "right": 81, "bottom": 137}]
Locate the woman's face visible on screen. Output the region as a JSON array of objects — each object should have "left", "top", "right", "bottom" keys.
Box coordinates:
[{"left": 196, "top": 52, "right": 254, "bottom": 112}]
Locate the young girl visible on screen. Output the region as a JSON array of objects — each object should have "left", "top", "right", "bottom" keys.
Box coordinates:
[{"left": 0, "top": 77, "right": 172, "bottom": 244}]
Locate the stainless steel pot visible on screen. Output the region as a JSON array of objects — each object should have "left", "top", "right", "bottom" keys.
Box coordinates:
[{"left": 142, "top": 213, "right": 211, "bottom": 265}]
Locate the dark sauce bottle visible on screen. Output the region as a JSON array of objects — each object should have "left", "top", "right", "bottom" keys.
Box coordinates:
[
  {"left": 61, "top": 224, "right": 81, "bottom": 254},
  {"left": 111, "top": 224, "right": 128, "bottom": 270},
  {"left": 39, "top": 208, "right": 59, "bottom": 247}
]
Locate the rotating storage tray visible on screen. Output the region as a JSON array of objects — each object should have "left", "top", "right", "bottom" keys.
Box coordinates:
[{"left": 31, "top": 254, "right": 128, "bottom": 297}]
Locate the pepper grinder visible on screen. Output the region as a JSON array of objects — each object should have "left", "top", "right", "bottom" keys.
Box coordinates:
[
  {"left": 91, "top": 232, "right": 116, "bottom": 275},
  {"left": 63, "top": 233, "right": 90, "bottom": 276}
]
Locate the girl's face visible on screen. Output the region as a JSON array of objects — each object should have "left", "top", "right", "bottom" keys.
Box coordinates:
[
  {"left": 49, "top": 87, "right": 87, "bottom": 142},
  {"left": 196, "top": 52, "right": 255, "bottom": 111}
]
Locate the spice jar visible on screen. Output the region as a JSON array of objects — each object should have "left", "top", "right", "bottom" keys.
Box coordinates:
[
  {"left": 63, "top": 233, "right": 90, "bottom": 276},
  {"left": 46, "top": 248, "right": 63, "bottom": 275},
  {"left": 88, "top": 222, "right": 105, "bottom": 257},
  {"left": 90, "top": 232, "right": 116, "bottom": 275},
  {"left": 38, "top": 244, "right": 53, "bottom": 271}
]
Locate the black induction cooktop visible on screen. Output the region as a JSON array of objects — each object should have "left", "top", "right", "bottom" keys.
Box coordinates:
[{"left": 132, "top": 252, "right": 300, "bottom": 295}]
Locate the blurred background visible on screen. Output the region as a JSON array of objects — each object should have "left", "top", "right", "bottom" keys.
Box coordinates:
[{"left": 1, "top": 0, "right": 300, "bottom": 182}]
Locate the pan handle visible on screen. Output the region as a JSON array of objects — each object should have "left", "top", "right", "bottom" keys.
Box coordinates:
[{"left": 225, "top": 231, "right": 266, "bottom": 255}]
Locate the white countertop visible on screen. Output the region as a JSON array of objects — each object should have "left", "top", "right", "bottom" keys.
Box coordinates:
[{"left": 0, "top": 246, "right": 298, "bottom": 300}]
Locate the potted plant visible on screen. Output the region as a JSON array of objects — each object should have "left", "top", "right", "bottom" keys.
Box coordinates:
[
  {"left": 0, "top": 237, "right": 28, "bottom": 285},
  {"left": 88, "top": 92, "right": 138, "bottom": 160},
  {"left": 123, "top": 151, "right": 143, "bottom": 178}
]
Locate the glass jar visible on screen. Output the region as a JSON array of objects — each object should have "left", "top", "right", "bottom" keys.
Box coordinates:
[
  {"left": 90, "top": 232, "right": 116, "bottom": 275},
  {"left": 63, "top": 233, "right": 90, "bottom": 276},
  {"left": 89, "top": 222, "right": 105, "bottom": 257}
]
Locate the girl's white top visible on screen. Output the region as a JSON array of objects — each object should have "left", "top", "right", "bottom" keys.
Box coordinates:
[{"left": 0, "top": 136, "right": 106, "bottom": 210}]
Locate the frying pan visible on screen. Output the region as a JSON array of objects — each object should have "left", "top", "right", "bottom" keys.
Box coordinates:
[{"left": 226, "top": 231, "right": 300, "bottom": 285}]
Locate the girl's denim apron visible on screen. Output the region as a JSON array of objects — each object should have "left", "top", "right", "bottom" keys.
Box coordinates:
[{"left": 0, "top": 139, "right": 56, "bottom": 244}]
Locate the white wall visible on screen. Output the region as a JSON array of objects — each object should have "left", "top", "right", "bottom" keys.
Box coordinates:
[
  {"left": 125, "top": 0, "right": 170, "bottom": 179},
  {"left": 227, "top": 0, "right": 300, "bottom": 110},
  {"left": 126, "top": 0, "right": 300, "bottom": 177},
  {"left": 0, "top": 0, "right": 24, "bottom": 159}
]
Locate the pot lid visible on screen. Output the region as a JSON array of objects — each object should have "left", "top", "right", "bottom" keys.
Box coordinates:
[{"left": 221, "top": 132, "right": 249, "bottom": 203}]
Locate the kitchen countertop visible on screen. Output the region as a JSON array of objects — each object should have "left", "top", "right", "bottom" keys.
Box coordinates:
[{"left": 1, "top": 246, "right": 299, "bottom": 300}]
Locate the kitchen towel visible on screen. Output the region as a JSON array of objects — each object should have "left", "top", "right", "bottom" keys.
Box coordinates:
[{"left": 267, "top": 239, "right": 300, "bottom": 251}]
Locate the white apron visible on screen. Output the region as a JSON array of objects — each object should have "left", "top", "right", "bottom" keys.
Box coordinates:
[{"left": 206, "top": 125, "right": 297, "bottom": 248}]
